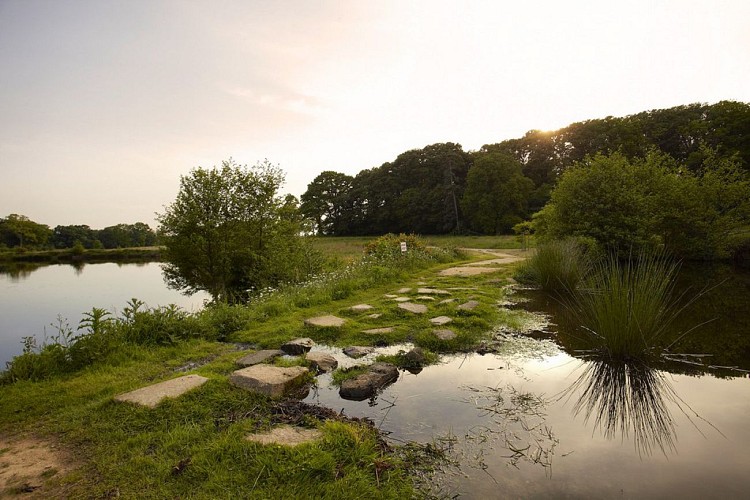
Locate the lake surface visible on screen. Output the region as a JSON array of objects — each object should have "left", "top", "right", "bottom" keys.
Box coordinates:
[{"left": 0, "top": 262, "right": 208, "bottom": 368}]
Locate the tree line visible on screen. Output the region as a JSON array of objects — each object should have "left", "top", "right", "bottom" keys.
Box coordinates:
[
  {"left": 300, "top": 101, "right": 750, "bottom": 237},
  {"left": 0, "top": 214, "right": 158, "bottom": 250}
]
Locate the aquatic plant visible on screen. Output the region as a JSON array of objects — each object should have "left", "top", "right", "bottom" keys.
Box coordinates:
[
  {"left": 570, "top": 250, "right": 687, "bottom": 360},
  {"left": 514, "top": 238, "right": 592, "bottom": 292}
]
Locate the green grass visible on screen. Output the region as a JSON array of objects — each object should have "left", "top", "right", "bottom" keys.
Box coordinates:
[
  {"left": 570, "top": 250, "right": 684, "bottom": 360},
  {"left": 514, "top": 239, "right": 592, "bottom": 292},
  {"left": 424, "top": 234, "right": 534, "bottom": 249}
]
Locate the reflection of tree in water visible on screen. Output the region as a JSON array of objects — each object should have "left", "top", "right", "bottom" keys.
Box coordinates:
[{"left": 562, "top": 359, "right": 711, "bottom": 456}]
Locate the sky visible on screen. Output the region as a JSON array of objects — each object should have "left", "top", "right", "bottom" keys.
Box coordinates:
[{"left": 1, "top": 0, "right": 749, "bottom": 229}]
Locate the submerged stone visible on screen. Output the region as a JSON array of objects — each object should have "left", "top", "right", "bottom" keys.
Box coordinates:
[
  {"left": 281, "top": 337, "right": 315, "bottom": 355},
  {"left": 230, "top": 365, "right": 309, "bottom": 398},
  {"left": 114, "top": 374, "right": 209, "bottom": 408},
  {"left": 339, "top": 362, "right": 399, "bottom": 401},
  {"left": 398, "top": 302, "right": 427, "bottom": 314},
  {"left": 236, "top": 349, "right": 284, "bottom": 367}
]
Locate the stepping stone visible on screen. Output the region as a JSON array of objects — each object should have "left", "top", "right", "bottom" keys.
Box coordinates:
[
  {"left": 417, "top": 288, "right": 451, "bottom": 295},
  {"left": 281, "top": 337, "right": 315, "bottom": 355},
  {"left": 415, "top": 296, "right": 435, "bottom": 301},
  {"left": 393, "top": 297, "right": 411, "bottom": 302},
  {"left": 230, "top": 365, "right": 309, "bottom": 398},
  {"left": 350, "top": 304, "right": 374, "bottom": 312},
  {"left": 396, "top": 287, "right": 412, "bottom": 294},
  {"left": 343, "top": 346, "right": 374, "bottom": 358},
  {"left": 366, "top": 313, "right": 382, "bottom": 319},
  {"left": 362, "top": 327, "right": 395, "bottom": 334},
  {"left": 246, "top": 425, "right": 322, "bottom": 446},
  {"left": 236, "top": 349, "right": 284, "bottom": 367},
  {"left": 398, "top": 302, "right": 427, "bottom": 314},
  {"left": 384, "top": 294, "right": 398, "bottom": 298},
  {"left": 306, "top": 352, "right": 338, "bottom": 373},
  {"left": 439, "top": 298, "right": 456, "bottom": 305},
  {"left": 434, "top": 329, "right": 457, "bottom": 340},
  {"left": 458, "top": 300, "right": 480, "bottom": 311},
  {"left": 430, "top": 316, "right": 453, "bottom": 326},
  {"left": 339, "top": 362, "right": 399, "bottom": 401},
  {"left": 114, "top": 374, "right": 209, "bottom": 408},
  {"left": 304, "top": 315, "right": 346, "bottom": 328}
]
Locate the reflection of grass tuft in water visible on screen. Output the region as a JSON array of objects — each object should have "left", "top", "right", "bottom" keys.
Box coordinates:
[
  {"left": 571, "top": 250, "right": 684, "bottom": 360},
  {"left": 562, "top": 359, "right": 682, "bottom": 457}
]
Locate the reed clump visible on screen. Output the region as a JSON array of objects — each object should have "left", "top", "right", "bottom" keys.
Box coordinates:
[{"left": 515, "top": 238, "right": 593, "bottom": 292}]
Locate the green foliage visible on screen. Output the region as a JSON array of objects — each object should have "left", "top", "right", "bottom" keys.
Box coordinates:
[
  {"left": 157, "top": 158, "right": 322, "bottom": 302},
  {"left": 515, "top": 239, "right": 593, "bottom": 292},
  {"left": 300, "top": 171, "right": 354, "bottom": 235},
  {"left": 569, "top": 250, "right": 684, "bottom": 360},
  {"left": 461, "top": 152, "right": 535, "bottom": 234},
  {"left": 535, "top": 149, "right": 750, "bottom": 260},
  {"left": 0, "top": 213, "right": 52, "bottom": 249}
]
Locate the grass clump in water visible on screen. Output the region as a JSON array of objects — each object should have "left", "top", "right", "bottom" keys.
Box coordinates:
[
  {"left": 571, "top": 250, "right": 685, "bottom": 360},
  {"left": 515, "top": 238, "right": 592, "bottom": 292}
]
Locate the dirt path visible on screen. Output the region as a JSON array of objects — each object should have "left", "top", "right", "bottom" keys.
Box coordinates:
[
  {"left": 0, "top": 435, "right": 75, "bottom": 498},
  {"left": 438, "top": 248, "right": 527, "bottom": 276}
]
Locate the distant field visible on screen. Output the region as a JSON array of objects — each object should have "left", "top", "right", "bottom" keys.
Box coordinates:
[{"left": 308, "top": 234, "right": 534, "bottom": 262}]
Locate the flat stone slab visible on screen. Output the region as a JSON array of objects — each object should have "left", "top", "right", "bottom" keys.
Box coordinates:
[
  {"left": 230, "top": 365, "right": 309, "bottom": 398},
  {"left": 415, "top": 295, "right": 435, "bottom": 301},
  {"left": 340, "top": 362, "right": 399, "bottom": 401},
  {"left": 434, "top": 329, "right": 457, "bottom": 340},
  {"left": 281, "top": 337, "right": 315, "bottom": 355},
  {"left": 366, "top": 313, "right": 382, "bottom": 319},
  {"left": 246, "top": 425, "right": 322, "bottom": 446},
  {"left": 350, "top": 304, "right": 374, "bottom": 312},
  {"left": 362, "top": 327, "right": 395, "bottom": 334},
  {"left": 384, "top": 294, "right": 398, "bottom": 298},
  {"left": 343, "top": 346, "right": 374, "bottom": 358},
  {"left": 430, "top": 316, "right": 453, "bottom": 326},
  {"left": 236, "top": 349, "right": 284, "bottom": 367},
  {"left": 306, "top": 352, "right": 338, "bottom": 373},
  {"left": 458, "top": 300, "right": 480, "bottom": 311},
  {"left": 439, "top": 298, "right": 456, "bottom": 305},
  {"left": 304, "top": 315, "right": 346, "bottom": 328},
  {"left": 398, "top": 302, "right": 427, "bottom": 314},
  {"left": 396, "top": 287, "right": 412, "bottom": 294},
  {"left": 114, "top": 375, "right": 209, "bottom": 408},
  {"left": 417, "top": 288, "right": 451, "bottom": 295},
  {"left": 393, "top": 297, "right": 411, "bottom": 302}
]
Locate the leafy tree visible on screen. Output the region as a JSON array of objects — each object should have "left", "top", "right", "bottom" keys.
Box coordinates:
[
  {"left": 51, "top": 225, "right": 97, "bottom": 249},
  {"left": 300, "top": 171, "right": 354, "bottom": 235},
  {"left": 0, "top": 214, "right": 51, "bottom": 249},
  {"left": 460, "top": 153, "right": 534, "bottom": 234},
  {"left": 157, "top": 159, "right": 317, "bottom": 302}
]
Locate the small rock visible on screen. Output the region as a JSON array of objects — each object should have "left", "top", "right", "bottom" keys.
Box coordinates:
[
  {"left": 458, "top": 300, "right": 480, "bottom": 311},
  {"left": 399, "top": 302, "right": 427, "bottom": 314},
  {"left": 439, "top": 298, "right": 456, "bottom": 305},
  {"left": 404, "top": 347, "right": 427, "bottom": 367},
  {"left": 415, "top": 296, "right": 436, "bottom": 301},
  {"left": 230, "top": 365, "right": 309, "bottom": 398},
  {"left": 306, "top": 352, "right": 338, "bottom": 373},
  {"left": 362, "top": 327, "right": 395, "bottom": 334},
  {"left": 393, "top": 297, "right": 411, "bottom": 302},
  {"left": 339, "top": 362, "right": 399, "bottom": 401},
  {"left": 396, "top": 287, "right": 412, "bottom": 294},
  {"left": 434, "top": 329, "right": 457, "bottom": 340},
  {"left": 384, "top": 294, "right": 398, "bottom": 298},
  {"left": 281, "top": 338, "right": 315, "bottom": 355},
  {"left": 343, "top": 346, "right": 374, "bottom": 358},
  {"left": 304, "top": 315, "right": 346, "bottom": 328},
  {"left": 367, "top": 313, "right": 382, "bottom": 319},
  {"left": 236, "top": 349, "right": 284, "bottom": 367},
  {"left": 350, "top": 304, "right": 374, "bottom": 312},
  {"left": 430, "top": 316, "right": 453, "bottom": 326}
]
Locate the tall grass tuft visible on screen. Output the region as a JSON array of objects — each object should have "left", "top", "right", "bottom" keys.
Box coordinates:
[
  {"left": 515, "top": 238, "right": 592, "bottom": 292},
  {"left": 571, "top": 250, "right": 683, "bottom": 360}
]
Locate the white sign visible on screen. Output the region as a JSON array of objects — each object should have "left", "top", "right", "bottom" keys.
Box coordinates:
[{"left": 400, "top": 241, "right": 407, "bottom": 252}]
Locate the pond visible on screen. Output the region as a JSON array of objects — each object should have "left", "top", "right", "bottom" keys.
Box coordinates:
[
  {"left": 301, "top": 263, "right": 750, "bottom": 497},
  {"left": 0, "top": 262, "right": 209, "bottom": 368}
]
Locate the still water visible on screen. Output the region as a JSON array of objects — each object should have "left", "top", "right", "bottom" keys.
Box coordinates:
[{"left": 0, "top": 262, "right": 208, "bottom": 368}]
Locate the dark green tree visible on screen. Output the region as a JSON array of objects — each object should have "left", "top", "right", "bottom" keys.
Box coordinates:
[
  {"left": 300, "top": 171, "right": 354, "bottom": 235},
  {"left": 0, "top": 214, "right": 52, "bottom": 249}
]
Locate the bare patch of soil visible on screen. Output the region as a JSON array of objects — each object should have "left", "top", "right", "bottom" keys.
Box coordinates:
[{"left": 0, "top": 435, "right": 74, "bottom": 498}]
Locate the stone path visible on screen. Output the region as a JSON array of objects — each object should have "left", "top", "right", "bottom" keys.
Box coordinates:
[
  {"left": 114, "top": 374, "right": 209, "bottom": 408},
  {"left": 438, "top": 249, "right": 525, "bottom": 276},
  {"left": 398, "top": 302, "right": 427, "bottom": 314},
  {"left": 304, "top": 315, "right": 346, "bottom": 327},
  {"left": 230, "top": 365, "right": 309, "bottom": 398}
]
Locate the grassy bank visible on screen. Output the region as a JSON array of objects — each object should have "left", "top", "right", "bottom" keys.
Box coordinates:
[
  {"left": 0, "top": 237, "right": 526, "bottom": 497},
  {"left": 0, "top": 246, "right": 162, "bottom": 265}
]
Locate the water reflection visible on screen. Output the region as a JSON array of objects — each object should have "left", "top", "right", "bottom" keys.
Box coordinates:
[{"left": 561, "top": 359, "right": 685, "bottom": 456}]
